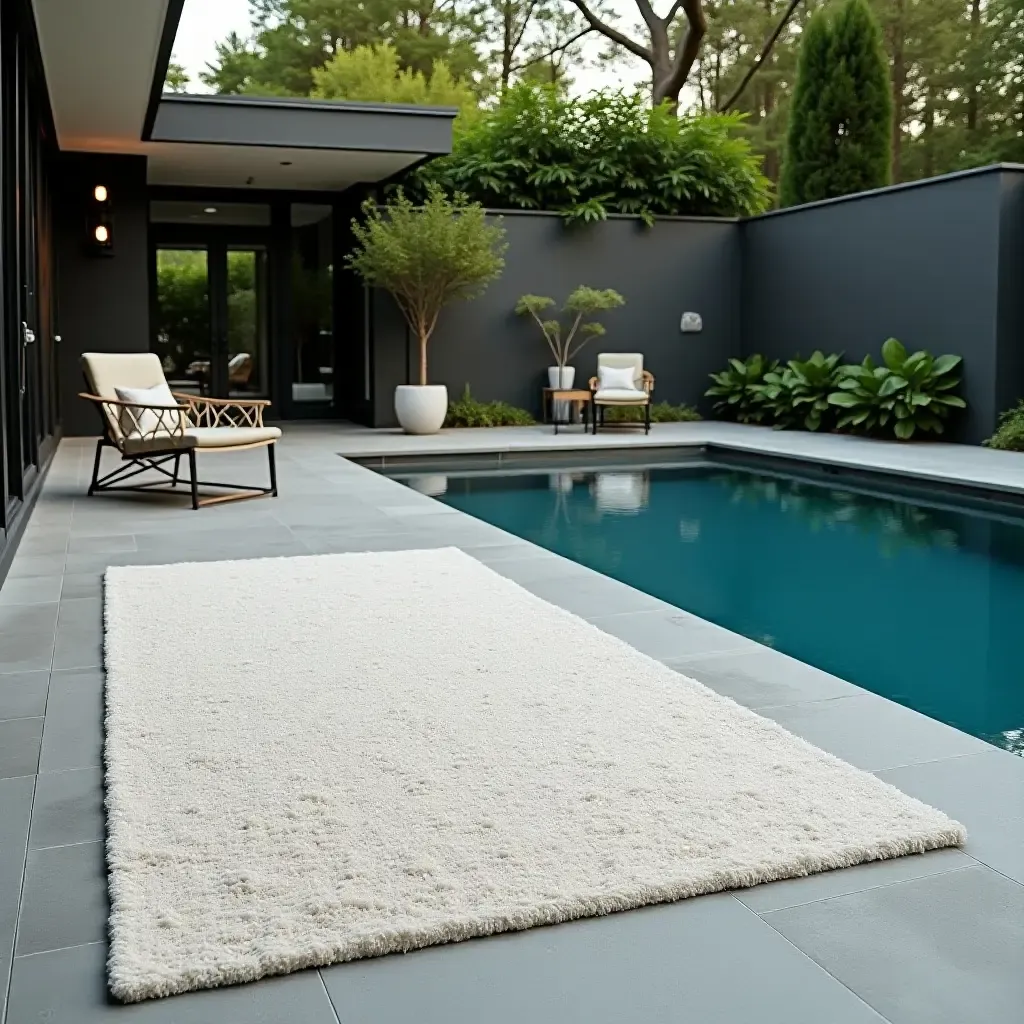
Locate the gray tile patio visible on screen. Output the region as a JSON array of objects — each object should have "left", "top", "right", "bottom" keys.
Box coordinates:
[{"left": 0, "top": 425, "right": 1022, "bottom": 1024}]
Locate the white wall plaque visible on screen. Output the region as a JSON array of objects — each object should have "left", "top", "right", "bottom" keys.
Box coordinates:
[{"left": 680, "top": 312, "right": 703, "bottom": 333}]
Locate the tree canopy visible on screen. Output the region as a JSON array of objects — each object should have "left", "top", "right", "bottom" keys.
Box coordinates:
[
  {"left": 780, "top": 0, "right": 891, "bottom": 206},
  {"left": 191, "top": 0, "right": 1024, "bottom": 203}
]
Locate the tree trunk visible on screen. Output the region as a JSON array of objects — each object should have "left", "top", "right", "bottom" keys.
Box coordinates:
[
  {"left": 889, "top": 0, "right": 905, "bottom": 183},
  {"left": 967, "top": 0, "right": 981, "bottom": 134},
  {"left": 418, "top": 333, "right": 428, "bottom": 387},
  {"left": 501, "top": 1, "right": 514, "bottom": 90},
  {"left": 922, "top": 88, "right": 935, "bottom": 178}
]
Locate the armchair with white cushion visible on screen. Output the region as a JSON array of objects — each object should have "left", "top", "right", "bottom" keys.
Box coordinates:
[
  {"left": 588, "top": 353, "right": 654, "bottom": 434},
  {"left": 78, "top": 352, "right": 281, "bottom": 509}
]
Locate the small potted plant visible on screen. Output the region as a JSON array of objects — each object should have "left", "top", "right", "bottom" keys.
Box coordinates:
[
  {"left": 348, "top": 186, "right": 506, "bottom": 434},
  {"left": 516, "top": 286, "right": 625, "bottom": 391}
]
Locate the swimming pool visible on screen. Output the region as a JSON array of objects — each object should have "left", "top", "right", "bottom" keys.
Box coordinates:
[{"left": 407, "top": 460, "right": 1024, "bottom": 757}]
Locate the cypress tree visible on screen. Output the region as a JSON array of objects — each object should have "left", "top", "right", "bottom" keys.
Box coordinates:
[{"left": 780, "top": 0, "right": 892, "bottom": 207}]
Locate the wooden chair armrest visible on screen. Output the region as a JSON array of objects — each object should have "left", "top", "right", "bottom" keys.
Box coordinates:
[
  {"left": 78, "top": 392, "right": 185, "bottom": 411},
  {"left": 171, "top": 393, "right": 271, "bottom": 408},
  {"left": 589, "top": 376, "right": 599, "bottom": 391},
  {"left": 642, "top": 371, "right": 654, "bottom": 394}
]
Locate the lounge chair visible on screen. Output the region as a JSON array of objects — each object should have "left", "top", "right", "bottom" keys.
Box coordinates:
[
  {"left": 589, "top": 353, "right": 654, "bottom": 434},
  {"left": 79, "top": 352, "right": 280, "bottom": 510}
]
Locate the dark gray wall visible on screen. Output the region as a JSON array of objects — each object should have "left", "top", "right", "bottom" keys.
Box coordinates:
[
  {"left": 996, "top": 169, "right": 1024, "bottom": 420},
  {"left": 370, "top": 212, "right": 740, "bottom": 427},
  {"left": 740, "top": 168, "right": 1008, "bottom": 444},
  {"left": 55, "top": 153, "right": 150, "bottom": 436}
]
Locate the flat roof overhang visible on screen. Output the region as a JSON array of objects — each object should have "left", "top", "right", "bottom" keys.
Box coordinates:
[
  {"left": 150, "top": 95, "right": 456, "bottom": 155},
  {"left": 31, "top": 0, "right": 457, "bottom": 191}
]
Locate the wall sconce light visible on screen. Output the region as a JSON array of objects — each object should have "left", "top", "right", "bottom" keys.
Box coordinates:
[{"left": 87, "top": 184, "right": 113, "bottom": 256}]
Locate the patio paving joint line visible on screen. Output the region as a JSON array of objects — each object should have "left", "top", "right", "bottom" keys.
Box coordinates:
[
  {"left": 752, "top": 863, "right": 982, "bottom": 916},
  {"left": 729, "top": 895, "right": 894, "bottom": 1024},
  {"left": 3, "top": 775, "right": 38, "bottom": 1024}
]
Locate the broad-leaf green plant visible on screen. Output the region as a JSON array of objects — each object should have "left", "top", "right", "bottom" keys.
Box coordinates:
[
  {"left": 515, "top": 287, "right": 625, "bottom": 370},
  {"left": 756, "top": 351, "right": 843, "bottom": 431},
  {"left": 347, "top": 186, "right": 506, "bottom": 387},
  {"left": 706, "top": 354, "right": 777, "bottom": 424},
  {"left": 830, "top": 338, "right": 964, "bottom": 439}
]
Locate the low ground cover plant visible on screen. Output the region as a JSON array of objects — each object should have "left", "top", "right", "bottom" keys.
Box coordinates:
[
  {"left": 983, "top": 400, "right": 1024, "bottom": 451},
  {"left": 444, "top": 385, "right": 535, "bottom": 428},
  {"left": 605, "top": 401, "right": 701, "bottom": 424},
  {"left": 706, "top": 339, "right": 965, "bottom": 440}
]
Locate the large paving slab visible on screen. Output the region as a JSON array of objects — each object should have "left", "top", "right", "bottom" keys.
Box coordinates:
[{"left": 0, "top": 426, "right": 1021, "bottom": 1024}]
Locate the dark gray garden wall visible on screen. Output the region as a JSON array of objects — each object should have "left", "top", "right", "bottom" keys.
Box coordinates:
[
  {"left": 369, "top": 212, "right": 740, "bottom": 427},
  {"left": 740, "top": 166, "right": 1024, "bottom": 444}
]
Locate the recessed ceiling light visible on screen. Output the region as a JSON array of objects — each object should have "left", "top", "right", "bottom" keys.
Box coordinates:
[
  {"left": 280, "top": 160, "right": 292, "bottom": 166},
  {"left": 204, "top": 207, "right": 217, "bottom": 214}
]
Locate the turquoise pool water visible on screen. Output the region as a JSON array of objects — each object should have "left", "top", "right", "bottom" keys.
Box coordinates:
[{"left": 424, "top": 463, "right": 1024, "bottom": 756}]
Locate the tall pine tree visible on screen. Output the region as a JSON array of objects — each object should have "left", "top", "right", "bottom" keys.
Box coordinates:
[{"left": 780, "top": 0, "right": 892, "bottom": 206}]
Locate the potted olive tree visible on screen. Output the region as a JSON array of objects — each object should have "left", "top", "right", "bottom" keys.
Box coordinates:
[
  {"left": 515, "top": 286, "right": 626, "bottom": 391},
  {"left": 348, "top": 186, "right": 506, "bottom": 434}
]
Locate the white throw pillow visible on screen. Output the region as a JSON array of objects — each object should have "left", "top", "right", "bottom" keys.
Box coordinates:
[
  {"left": 598, "top": 365, "right": 640, "bottom": 391},
  {"left": 114, "top": 383, "right": 182, "bottom": 438}
]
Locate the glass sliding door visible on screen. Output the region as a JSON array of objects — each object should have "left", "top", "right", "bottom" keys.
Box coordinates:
[
  {"left": 152, "top": 243, "right": 270, "bottom": 400},
  {"left": 291, "top": 204, "right": 333, "bottom": 408}
]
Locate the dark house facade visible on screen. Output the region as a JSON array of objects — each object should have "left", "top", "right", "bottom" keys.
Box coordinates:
[{"left": 0, "top": 0, "right": 456, "bottom": 575}]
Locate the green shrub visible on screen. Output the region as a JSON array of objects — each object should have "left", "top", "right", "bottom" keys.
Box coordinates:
[
  {"left": 829, "top": 338, "right": 964, "bottom": 439},
  {"left": 444, "top": 385, "right": 535, "bottom": 428},
  {"left": 604, "top": 401, "right": 701, "bottom": 424},
  {"left": 705, "top": 355, "right": 778, "bottom": 424},
  {"left": 756, "top": 351, "right": 843, "bottom": 431},
  {"left": 411, "top": 85, "right": 772, "bottom": 223},
  {"left": 983, "top": 400, "right": 1024, "bottom": 451}
]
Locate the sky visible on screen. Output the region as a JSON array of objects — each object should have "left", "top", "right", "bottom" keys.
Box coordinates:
[{"left": 170, "top": 0, "right": 647, "bottom": 95}]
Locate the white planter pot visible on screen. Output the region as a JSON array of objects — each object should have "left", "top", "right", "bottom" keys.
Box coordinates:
[
  {"left": 547, "top": 367, "right": 576, "bottom": 422},
  {"left": 395, "top": 384, "right": 448, "bottom": 435},
  {"left": 547, "top": 366, "right": 576, "bottom": 389}
]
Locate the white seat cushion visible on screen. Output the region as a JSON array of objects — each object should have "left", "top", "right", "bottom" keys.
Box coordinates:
[
  {"left": 594, "top": 388, "right": 650, "bottom": 403},
  {"left": 185, "top": 426, "right": 282, "bottom": 448}
]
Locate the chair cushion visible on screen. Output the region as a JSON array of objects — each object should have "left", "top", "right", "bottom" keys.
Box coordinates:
[
  {"left": 597, "top": 365, "right": 640, "bottom": 392},
  {"left": 114, "top": 384, "right": 185, "bottom": 439},
  {"left": 185, "top": 426, "right": 282, "bottom": 448},
  {"left": 594, "top": 388, "right": 650, "bottom": 403},
  {"left": 83, "top": 352, "right": 168, "bottom": 401}
]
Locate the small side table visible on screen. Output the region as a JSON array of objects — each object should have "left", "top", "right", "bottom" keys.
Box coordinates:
[{"left": 542, "top": 388, "right": 592, "bottom": 434}]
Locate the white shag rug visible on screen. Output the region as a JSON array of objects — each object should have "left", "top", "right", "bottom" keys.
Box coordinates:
[{"left": 103, "top": 548, "right": 964, "bottom": 1002}]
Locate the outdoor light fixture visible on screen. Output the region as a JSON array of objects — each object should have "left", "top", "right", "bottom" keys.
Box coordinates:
[
  {"left": 204, "top": 207, "right": 217, "bottom": 214},
  {"left": 86, "top": 183, "right": 113, "bottom": 256}
]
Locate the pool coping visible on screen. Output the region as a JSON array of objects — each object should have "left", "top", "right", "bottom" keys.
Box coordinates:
[
  {"left": 335, "top": 422, "right": 1024, "bottom": 500},
  {"left": 354, "top": 443, "right": 1024, "bottom": 519}
]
